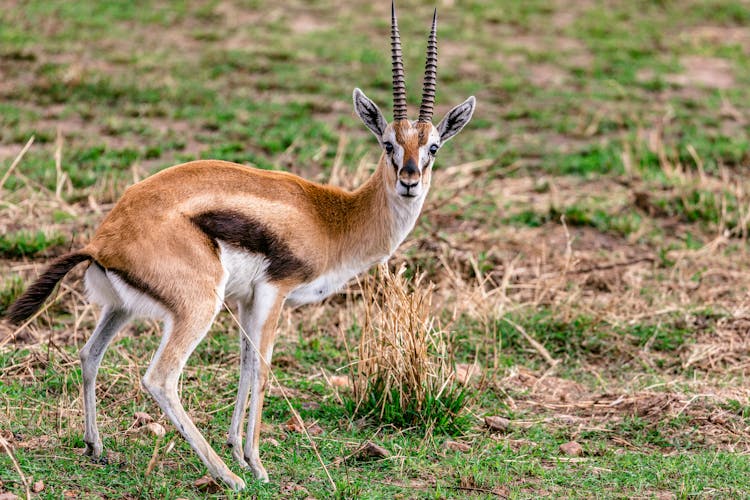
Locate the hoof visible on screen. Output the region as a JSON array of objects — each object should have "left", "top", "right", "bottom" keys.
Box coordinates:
[
  {"left": 231, "top": 448, "right": 250, "bottom": 469},
  {"left": 223, "top": 472, "right": 246, "bottom": 491},
  {"left": 84, "top": 440, "right": 103, "bottom": 459},
  {"left": 243, "top": 457, "right": 269, "bottom": 482}
]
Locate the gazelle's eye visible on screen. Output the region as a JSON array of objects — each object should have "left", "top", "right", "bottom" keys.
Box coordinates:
[
  {"left": 384, "top": 142, "right": 394, "bottom": 154},
  {"left": 429, "top": 144, "right": 439, "bottom": 155}
]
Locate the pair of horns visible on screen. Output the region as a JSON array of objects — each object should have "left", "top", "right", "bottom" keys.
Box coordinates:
[{"left": 391, "top": 2, "right": 437, "bottom": 123}]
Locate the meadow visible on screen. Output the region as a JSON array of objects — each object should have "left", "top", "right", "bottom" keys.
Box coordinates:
[{"left": 2, "top": 0, "right": 750, "bottom": 497}]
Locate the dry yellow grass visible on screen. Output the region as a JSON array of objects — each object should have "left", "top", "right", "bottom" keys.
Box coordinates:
[{"left": 348, "top": 265, "right": 470, "bottom": 433}]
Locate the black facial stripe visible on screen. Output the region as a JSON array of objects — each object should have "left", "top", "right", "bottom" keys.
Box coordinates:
[{"left": 191, "top": 210, "right": 313, "bottom": 282}]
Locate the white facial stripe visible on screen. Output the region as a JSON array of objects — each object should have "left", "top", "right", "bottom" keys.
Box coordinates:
[
  {"left": 418, "top": 127, "right": 441, "bottom": 169},
  {"left": 382, "top": 129, "right": 401, "bottom": 169},
  {"left": 394, "top": 143, "right": 405, "bottom": 169}
]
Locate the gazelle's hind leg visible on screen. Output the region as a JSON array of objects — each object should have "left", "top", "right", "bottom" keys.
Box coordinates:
[
  {"left": 80, "top": 306, "right": 131, "bottom": 458},
  {"left": 141, "top": 303, "right": 246, "bottom": 491}
]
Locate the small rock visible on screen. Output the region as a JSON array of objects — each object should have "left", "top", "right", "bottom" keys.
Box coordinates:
[
  {"left": 284, "top": 415, "right": 305, "bottom": 433},
  {"left": 306, "top": 423, "right": 324, "bottom": 436},
  {"left": 301, "top": 401, "right": 320, "bottom": 410},
  {"left": 133, "top": 412, "right": 154, "bottom": 427},
  {"left": 485, "top": 416, "right": 510, "bottom": 432},
  {"left": 194, "top": 475, "right": 221, "bottom": 493},
  {"left": 445, "top": 440, "right": 471, "bottom": 452},
  {"left": 329, "top": 375, "right": 350, "bottom": 388},
  {"left": 0, "top": 493, "right": 19, "bottom": 500},
  {"left": 32, "top": 479, "right": 45, "bottom": 493},
  {"left": 143, "top": 423, "right": 166, "bottom": 438},
  {"left": 63, "top": 490, "right": 79, "bottom": 499},
  {"left": 262, "top": 437, "right": 280, "bottom": 447},
  {"left": 559, "top": 441, "right": 583, "bottom": 456},
  {"left": 356, "top": 441, "right": 389, "bottom": 459}
]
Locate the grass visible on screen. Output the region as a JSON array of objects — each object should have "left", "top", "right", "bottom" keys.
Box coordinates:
[
  {"left": 0, "top": 230, "right": 66, "bottom": 258},
  {"left": 346, "top": 267, "right": 472, "bottom": 435},
  {"left": 3, "top": 0, "right": 750, "bottom": 498}
]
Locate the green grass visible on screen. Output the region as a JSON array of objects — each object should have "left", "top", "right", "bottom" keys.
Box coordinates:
[
  {"left": 0, "top": 229, "right": 66, "bottom": 258},
  {"left": 2, "top": 321, "right": 749, "bottom": 498},
  {"left": 0, "top": 275, "right": 24, "bottom": 315},
  {"left": 503, "top": 204, "right": 643, "bottom": 237},
  {"left": 344, "top": 377, "right": 473, "bottom": 436}
]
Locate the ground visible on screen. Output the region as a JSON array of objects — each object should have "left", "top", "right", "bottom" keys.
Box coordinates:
[{"left": 1, "top": 0, "right": 750, "bottom": 498}]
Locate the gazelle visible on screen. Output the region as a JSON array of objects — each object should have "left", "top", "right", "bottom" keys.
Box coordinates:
[{"left": 6, "top": 3, "right": 475, "bottom": 491}]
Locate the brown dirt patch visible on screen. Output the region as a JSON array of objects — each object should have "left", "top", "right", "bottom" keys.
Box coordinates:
[
  {"left": 288, "top": 13, "right": 331, "bottom": 34},
  {"left": 665, "top": 56, "right": 735, "bottom": 89},
  {"left": 528, "top": 63, "right": 568, "bottom": 87},
  {"left": 683, "top": 316, "right": 750, "bottom": 373},
  {"left": 686, "top": 25, "right": 750, "bottom": 53},
  {"left": 501, "top": 368, "right": 750, "bottom": 452}
]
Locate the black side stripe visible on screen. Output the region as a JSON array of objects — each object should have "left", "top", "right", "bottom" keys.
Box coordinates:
[{"left": 190, "top": 210, "right": 313, "bottom": 282}]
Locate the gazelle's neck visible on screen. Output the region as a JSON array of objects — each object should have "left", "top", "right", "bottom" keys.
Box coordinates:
[
  {"left": 328, "top": 155, "right": 427, "bottom": 268},
  {"left": 287, "top": 157, "right": 427, "bottom": 307}
]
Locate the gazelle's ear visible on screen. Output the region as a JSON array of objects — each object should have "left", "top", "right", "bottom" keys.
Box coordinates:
[
  {"left": 437, "top": 96, "right": 476, "bottom": 142},
  {"left": 353, "top": 88, "right": 388, "bottom": 138}
]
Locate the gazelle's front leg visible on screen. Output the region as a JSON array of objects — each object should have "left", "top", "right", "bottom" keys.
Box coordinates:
[
  {"left": 229, "top": 282, "right": 286, "bottom": 481},
  {"left": 227, "top": 299, "right": 256, "bottom": 465}
]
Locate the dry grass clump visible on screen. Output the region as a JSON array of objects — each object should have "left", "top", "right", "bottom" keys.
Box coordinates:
[{"left": 347, "top": 265, "right": 471, "bottom": 435}]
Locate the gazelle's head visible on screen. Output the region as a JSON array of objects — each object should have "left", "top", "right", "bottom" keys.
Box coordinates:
[{"left": 353, "top": 3, "right": 475, "bottom": 200}]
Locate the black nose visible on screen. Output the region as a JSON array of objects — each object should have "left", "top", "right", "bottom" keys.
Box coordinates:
[{"left": 403, "top": 158, "right": 418, "bottom": 176}]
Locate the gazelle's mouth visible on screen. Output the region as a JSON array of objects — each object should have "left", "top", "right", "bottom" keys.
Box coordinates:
[{"left": 396, "top": 182, "right": 421, "bottom": 198}]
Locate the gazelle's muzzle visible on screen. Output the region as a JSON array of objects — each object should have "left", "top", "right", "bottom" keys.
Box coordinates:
[{"left": 397, "top": 158, "right": 422, "bottom": 197}]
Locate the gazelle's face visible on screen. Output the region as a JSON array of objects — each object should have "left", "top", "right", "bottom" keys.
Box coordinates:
[
  {"left": 380, "top": 120, "right": 440, "bottom": 199},
  {"left": 353, "top": 88, "right": 476, "bottom": 201}
]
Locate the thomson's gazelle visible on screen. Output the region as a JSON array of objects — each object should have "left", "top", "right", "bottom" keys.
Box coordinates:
[{"left": 7, "top": 3, "right": 475, "bottom": 490}]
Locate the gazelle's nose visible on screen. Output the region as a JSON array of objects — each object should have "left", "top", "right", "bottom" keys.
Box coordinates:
[
  {"left": 402, "top": 158, "right": 418, "bottom": 176},
  {"left": 399, "top": 158, "right": 420, "bottom": 187}
]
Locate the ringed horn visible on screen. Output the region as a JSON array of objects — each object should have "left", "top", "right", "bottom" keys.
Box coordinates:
[
  {"left": 418, "top": 9, "right": 438, "bottom": 123},
  {"left": 391, "top": 1, "right": 408, "bottom": 121}
]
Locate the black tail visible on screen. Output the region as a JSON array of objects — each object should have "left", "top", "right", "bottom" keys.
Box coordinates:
[{"left": 6, "top": 251, "right": 92, "bottom": 325}]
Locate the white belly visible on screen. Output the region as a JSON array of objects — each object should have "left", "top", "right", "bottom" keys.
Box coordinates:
[
  {"left": 218, "top": 241, "right": 380, "bottom": 308},
  {"left": 286, "top": 262, "right": 370, "bottom": 307},
  {"left": 219, "top": 243, "right": 268, "bottom": 302}
]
